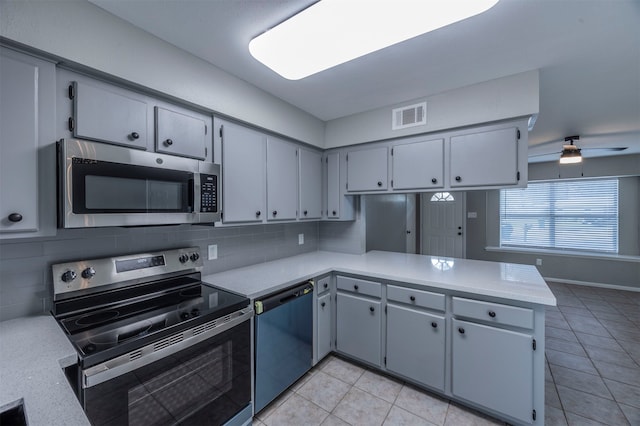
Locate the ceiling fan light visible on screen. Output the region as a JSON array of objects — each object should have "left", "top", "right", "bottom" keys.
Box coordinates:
[
  {"left": 249, "top": 0, "right": 500, "bottom": 80},
  {"left": 559, "top": 146, "right": 582, "bottom": 164}
]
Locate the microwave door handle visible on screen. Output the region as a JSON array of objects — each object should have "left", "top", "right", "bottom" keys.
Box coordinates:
[{"left": 189, "top": 177, "right": 195, "bottom": 212}]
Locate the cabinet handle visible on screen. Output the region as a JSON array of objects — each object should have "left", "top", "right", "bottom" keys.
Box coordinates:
[
  {"left": 354, "top": 285, "right": 359, "bottom": 291},
  {"left": 369, "top": 306, "right": 375, "bottom": 312},
  {"left": 431, "top": 322, "right": 438, "bottom": 328},
  {"left": 304, "top": 210, "right": 308, "bottom": 216},
  {"left": 377, "top": 181, "right": 383, "bottom": 187},
  {"left": 458, "top": 327, "right": 465, "bottom": 334},
  {"left": 410, "top": 295, "right": 416, "bottom": 302},
  {"left": 164, "top": 138, "right": 173, "bottom": 146},
  {"left": 130, "top": 132, "right": 140, "bottom": 140},
  {"left": 321, "top": 302, "right": 326, "bottom": 308},
  {"left": 272, "top": 210, "right": 277, "bottom": 217},
  {"left": 256, "top": 211, "right": 261, "bottom": 217},
  {"left": 431, "top": 178, "right": 437, "bottom": 184},
  {"left": 455, "top": 176, "right": 462, "bottom": 182},
  {"left": 323, "top": 283, "right": 328, "bottom": 289},
  {"left": 332, "top": 210, "right": 337, "bottom": 216},
  {"left": 8, "top": 213, "right": 23, "bottom": 223},
  {"left": 488, "top": 310, "right": 496, "bottom": 318}
]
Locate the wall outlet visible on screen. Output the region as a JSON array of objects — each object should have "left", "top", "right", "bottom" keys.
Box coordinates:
[
  {"left": 536, "top": 258, "right": 542, "bottom": 266},
  {"left": 298, "top": 233, "right": 304, "bottom": 245},
  {"left": 208, "top": 244, "right": 218, "bottom": 260}
]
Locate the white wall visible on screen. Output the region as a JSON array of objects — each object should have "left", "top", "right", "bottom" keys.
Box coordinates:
[
  {"left": 325, "top": 70, "right": 539, "bottom": 148},
  {"left": 0, "top": 0, "right": 325, "bottom": 147}
]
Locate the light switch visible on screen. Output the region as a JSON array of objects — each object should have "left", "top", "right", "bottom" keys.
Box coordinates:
[{"left": 298, "top": 234, "right": 304, "bottom": 245}]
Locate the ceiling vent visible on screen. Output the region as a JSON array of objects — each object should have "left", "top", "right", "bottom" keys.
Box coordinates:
[{"left": 392, "top": 102, "right": 426, "bottom": 130}]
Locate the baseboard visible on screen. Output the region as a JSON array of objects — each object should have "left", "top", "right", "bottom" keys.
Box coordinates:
[{"left": 544, "top": 277, "right": 640, "bottom": 293}]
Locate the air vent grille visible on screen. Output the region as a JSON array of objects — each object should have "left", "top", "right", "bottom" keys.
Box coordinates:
[
  {"left": 153, "top": 334, "right": 183, "bottom": 352},
  {"left": 129, "top": 349, "right": 143, "bottom": 361},
  {"left": 392, "top": 102, "right": 426, "bottom": 130}
]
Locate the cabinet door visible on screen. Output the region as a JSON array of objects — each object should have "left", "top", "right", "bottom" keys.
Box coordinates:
[
  {"left": 450, "top": 127, "right": 519, "bottom": 187},
  {"left": 266, "top": 137, "right": 298, "bottom": 221},
  {"left": 347, "top": 147, "right": 388, "bottom": 191},
  {"left": 299, "top": 149, "right": 322, "bottom": 220},
  {"left": 326, "top": 152, "right": 341, "bottom": 218},
  {"left": 221, "top": 122, "right": 265, "bottom": 223},
  {"left": 73, "top": 81, "right": 148, "bottom": 149},
  {"left": 155, "top": 106, "right": 206, "bottom": 159},
  {"left": 316, "top": 292, "right": 332, "bottom": 361},
  {"left": 0, "top": 53, "right": 40, "bottom": 233},
  {"left": 336, "top": 292, "right": 381, "bottom": 366},
  {"left": 452, "top": 319, "right": 533, "bottom": 424},
  {"left": 386, "top": 305, "right": 445, "bottom": 391},
  {"left": 392, "top": 139, "right": 444, "bottom": 190}
]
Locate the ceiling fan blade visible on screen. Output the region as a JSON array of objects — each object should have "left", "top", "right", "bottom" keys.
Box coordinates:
[
  {"left": 529, "top": 151, "right": 561, "bottom": 157},
  {"left": 581, "top": 147, "right": 627, "bottom": 152}
]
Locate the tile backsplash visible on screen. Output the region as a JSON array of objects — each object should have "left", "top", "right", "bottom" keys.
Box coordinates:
[{"left": 0, "top": 222, "right": 319, "bottom": 321}]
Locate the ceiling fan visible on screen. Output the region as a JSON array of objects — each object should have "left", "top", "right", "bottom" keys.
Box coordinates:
[{"left": 528, "top": 134, "right": 628, "bottom": 163}]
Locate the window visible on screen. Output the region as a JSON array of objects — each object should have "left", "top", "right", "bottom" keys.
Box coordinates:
[
  {"left": 430, "top": 192, "right": 455, "bottom": 202},
  {"left": 500, "top": 179, "right": 618, "bottom": 253}
]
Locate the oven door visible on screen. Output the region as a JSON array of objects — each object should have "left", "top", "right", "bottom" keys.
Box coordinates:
[
  {"left": 59, "top": 139, "right": 203, "bottom": 228},
  {"left": 80, "top": 311, "right": 252, "bottom": 426}
]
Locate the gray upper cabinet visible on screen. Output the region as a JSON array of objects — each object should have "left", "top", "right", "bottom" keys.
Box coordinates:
[
  {"left": 346, "top": 146, "right": 388, "bottom": 191},
  {"left": 220, "top": 121, "right": 266, "bottom": 223},
  {"left": 73, "top": 81, "right": 148, "bottom": 149},
  {"left": 391, "top": 138, "right": 444, "bottom": 190},
  {"left": 266, "top": 137, "right": 298, "bottom": 221},
  {"left": 0, "top": 48, "right": 56, "bottom": 238},
  {"left": 299, "top": 148, "right": 323, "bottom": 220},
  {"left": 452, "top": 318, "right": 534, "bottom": 424},
  {"left": 450, "top": 127, "right": 519, "bottom": 187},
  {"left": 155, "top": 106, "right": 207, "bottom": 160},
  {"left": 326, "top": 152, "right": 341, "bottom": 218}
]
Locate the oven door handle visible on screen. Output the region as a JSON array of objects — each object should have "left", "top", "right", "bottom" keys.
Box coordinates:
[{"left": 82, "top": 306, "right": 253, "bottom": 388}]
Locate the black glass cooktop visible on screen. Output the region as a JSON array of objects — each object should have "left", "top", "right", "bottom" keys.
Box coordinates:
[{"left": 57, "top": 278, "right": 248, "bottom": 367}]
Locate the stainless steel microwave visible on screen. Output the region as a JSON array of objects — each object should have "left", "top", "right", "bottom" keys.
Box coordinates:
[{"left": 57, "top": 139, "right": 220, "bottom": 228}]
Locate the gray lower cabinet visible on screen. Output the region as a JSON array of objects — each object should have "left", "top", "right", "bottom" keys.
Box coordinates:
[
  {"left": 316, "top": 292, "right": 332, "bottom": 361},
  {"left": 386, "top": 304, "right": 445, "bottom": 391},
  {"left": 452, "top": 318, "right": 534, "bottom": 424},
  {"left": 336, "top": 292, "right": 382, "bottom": 367}
]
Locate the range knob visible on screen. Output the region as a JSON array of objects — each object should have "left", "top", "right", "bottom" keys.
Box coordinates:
[
  {"left": 81, "top": 267, "right": 96, "bottom": 279},
  {"left": 61, "top": 270, "right": 77, "bottom": 283},
  {"left": 179, "top": 254, "right": 189, "bottom": 263},
  {"left": 190, "top": 252, "right": 200, "bottom": 262}
]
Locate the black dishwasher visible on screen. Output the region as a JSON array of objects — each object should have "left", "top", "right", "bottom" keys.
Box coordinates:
[{"left": 254, "top": 281, "right": 313, "bottom": 413}]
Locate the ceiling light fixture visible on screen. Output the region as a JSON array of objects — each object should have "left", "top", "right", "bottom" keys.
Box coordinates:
[
  {"left": 559, "top": 135, "right": 583, "bottom": 164},
  {"left": 249, "top": 0, "right": 500, "bottom": 80}
]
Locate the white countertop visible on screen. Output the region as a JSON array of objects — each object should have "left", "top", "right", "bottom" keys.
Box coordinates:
[
  {"left": 0, "top": 315, "right": 89, "bottom": 426},
  {"left": 203, "top": 250, "right": 556, "bottom": 306}
]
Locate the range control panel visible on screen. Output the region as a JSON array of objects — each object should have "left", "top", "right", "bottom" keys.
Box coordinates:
[{"left": 52, "top": 247, "right": 203, "bottom": 299}]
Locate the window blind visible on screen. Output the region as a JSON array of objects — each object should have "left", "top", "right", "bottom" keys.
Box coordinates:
[{"left": 500, "top": 179, "right": 618, "bottom": 253}]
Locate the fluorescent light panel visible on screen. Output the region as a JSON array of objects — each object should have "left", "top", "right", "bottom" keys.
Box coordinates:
[{"left": 249, "top": 0, "right": 500, "bottom": 80}]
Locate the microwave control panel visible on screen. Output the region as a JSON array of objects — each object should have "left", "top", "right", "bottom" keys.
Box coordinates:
[{"left": 200, "top": 174, "right": 218, "bottom": 213}]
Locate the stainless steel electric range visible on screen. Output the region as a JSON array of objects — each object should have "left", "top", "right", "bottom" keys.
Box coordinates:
[{"left": 52, "top": 247, "right": 253, "bottom": 426}]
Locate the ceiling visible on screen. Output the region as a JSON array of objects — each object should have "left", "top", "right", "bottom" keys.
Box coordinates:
[{"left": 89, "top": 0, "right": 640, "bottom": 161}]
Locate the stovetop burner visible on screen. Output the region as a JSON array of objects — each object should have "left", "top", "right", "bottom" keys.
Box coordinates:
[{"left": 51, "top": 247, "right": 249, "bottom": 369}]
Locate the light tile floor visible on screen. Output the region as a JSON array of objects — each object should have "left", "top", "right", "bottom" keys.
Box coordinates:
[{"left": 254, "top": 282, "right": 640, "bottom": 426}]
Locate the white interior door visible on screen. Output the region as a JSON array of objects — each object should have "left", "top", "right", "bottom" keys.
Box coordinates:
[{"left": 421, "top": 192, "right": 466, "bottom": 258}]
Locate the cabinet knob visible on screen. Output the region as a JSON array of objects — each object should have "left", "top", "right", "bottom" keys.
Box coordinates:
[
  {"left": 354, "top": 285, "right": 359, "bottom": 291},
  {"left": 455, "top": 176, "right": 462, "bottom": 182},
  {"left": 332, "top": 210, "right": 337, "bottom": 216},
  {"left": 164, "top": 138, "right": 173, "bottom": 146},
  {"left": 410, "top": 295, "right": 416, "bottom": 302},
  {"left": 458, "top": 327, "right": 465, "bottom": 334},
  {"left": 488, "top": 310, "right": 496, "bottom": 318},
  {"left": 431, "top": 178, "right": 437, "bottom": 184},
  {"left": 377, "top": 181, "right": 383, "bottom": 187},
  {"left": 272, "top": 210, "right": 277, "bottom": 217},
  {"left": 130, "top": 132, "right": 140, "bottom": 140},
  {"left": 369, "top": 306, "right": 375, "bottom": 312},
  {"left": 256, "top": 211, "right": 261, "bottom": 217},
  {"left": 323, "top": 283, "right": 328, "bottom": 289},
  {"left": 431, "top": 322, "right": 438, "bottom": 328},
  {"left": 321, "top": 302, "right": 326, "bottom": 308},
  {"left": 458, "top": 232, "right": 463, "bottom": 236},
  {"left": 7, "top": 213, "right": 23, "bottom": 223},
  {"left": 304, "top": 210, "right": 308, "bottom": 216}
]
